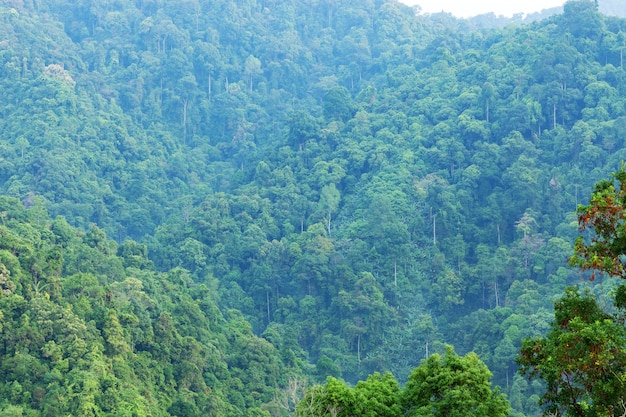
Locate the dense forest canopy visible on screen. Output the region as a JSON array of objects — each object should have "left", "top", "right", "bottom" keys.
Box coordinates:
[{"left": 1, "top": 0, "right": 626, "bottom": 415}]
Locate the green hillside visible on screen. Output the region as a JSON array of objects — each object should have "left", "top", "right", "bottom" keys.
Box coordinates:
[
  {"left": 0, "top": 0, "right": 625, "bottom": 415},
  {"left": 0, "top": 197, "right": 298, "bottom": 416}
]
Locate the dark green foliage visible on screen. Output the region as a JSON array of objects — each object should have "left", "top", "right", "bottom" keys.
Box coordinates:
[
  {"left": 519, "top": 287, "right": 626, "bottom": 417},
  {"left": 519, "top": 168, "right": 626, "bottom": 416},
  {"left": 615, "top": 284, "right": 626, "bottom": 309},
  {"left": 323, "top": 87, "right": 355, "bottom": 122}
]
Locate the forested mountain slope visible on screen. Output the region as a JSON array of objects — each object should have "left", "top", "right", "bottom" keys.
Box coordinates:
[
  {"left": 1, "top": 0, "right": 626, "bottom": 415},
  {"left": 0, "top": 198, "right": 298, "bottom": 416}
]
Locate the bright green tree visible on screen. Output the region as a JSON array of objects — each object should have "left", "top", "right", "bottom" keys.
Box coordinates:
[
  {"left": 296, "top": 377, "right": 355, "bottom": 417},
  {"left": 401, "top": 346, "right": 510, "bottom": 417},
  {"left": 353, "top": 372, "right": 402, "bottom": 417}
]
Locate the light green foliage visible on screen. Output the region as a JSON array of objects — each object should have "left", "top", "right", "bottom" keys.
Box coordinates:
[
  {"left": 402, "top": 346, "right": 510, "bottom": 417},
  {"left": 0, "top": 200, "right": 292, "bottom": 416},
  {"left": 353, "top": 373, "right": 403, "bottom": 417},
  {"left": 297, "top": 377, "right": 356, "bottom": 417},
  {"left": 298, "top": 350, "right": 507, "bottom": 417}
]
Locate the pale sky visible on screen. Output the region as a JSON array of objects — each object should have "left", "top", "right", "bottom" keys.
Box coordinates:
[{"left": 399, "top": 0, "right": 566, "bottom": 18}]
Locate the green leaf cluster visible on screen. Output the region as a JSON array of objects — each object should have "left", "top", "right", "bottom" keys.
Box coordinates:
[
  {"left": 297, "top": 347, "right": 509, "bottom": 417},
  {"left": 519, "top": 287, "right": 626, "bottom": 417}
]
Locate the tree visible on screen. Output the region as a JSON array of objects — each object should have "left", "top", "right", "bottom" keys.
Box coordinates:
[
  {"left": 287, "top": 110, "right": 319, "bottom": 150},
  {"left": 103, "top": 308, "right": 130, "bottom": 356},
  {"left": 323, "top": 87, "right": 354, "bottom": 122},
  {"left": 296, "top": 372, "right": 402, "bottom": 417},
  {"left": 244, "top": 55, "right": 262, "bottom": 93},
  {"left": 401, "top": 346, "right": 510, "bottom": 417},
  {"left": 520, "top": 167, "right": 626, "bottom": 416},
  {"left": 481, "top": 82, "right": 496, "bottom": 123},
  {"left": 15, "top": 137, "right": 28, "bottom": 160},
  {"left": 514, "top": 208, "right": 545, "bottom": 269},
  {"left": 296, "top": 377, "right": 355, "bottom": 417},
  {"left": 353, "top": 372, "right": 402, "bottom": 417},
  {"left": 560, "top": 0, "right": 605, "bottom": 41},
  {"left": 569, "top": 166, "right": 626, "bottom": 280},
  {"left": 518, "top": 287, "right": 626, "bottom": 417},
  {"left": 319, "top": 184, "right": 340, "bottom": 236}
]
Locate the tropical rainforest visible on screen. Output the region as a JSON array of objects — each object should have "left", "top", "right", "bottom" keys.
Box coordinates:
[{"left": 1, "top": 0, "right": 626, "bottom": 415}]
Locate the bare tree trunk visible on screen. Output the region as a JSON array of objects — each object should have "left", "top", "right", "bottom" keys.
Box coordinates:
[
  {"left": 394, "top": 258, "right": 397, "bottom": 286},
  {"left": 208, "top": 73, "right": 212, "bottom": 100},
  {"left": 159, "top": 78, "right": 163, "bottom": 105},
  {"left": 327, "top": 210, "right": 331, "bottom": 236},
  {"left": 182, "top": 99, "right": 188, "bottom": 145},
  {"left": 495, "top": 280, "right": 500, "bottom": 307},
  {"left": 163, "top": 34, "right": 168, "bottom": 52},
  {"left": 482, "top": 281, "right": 486, "bottom": 308}
]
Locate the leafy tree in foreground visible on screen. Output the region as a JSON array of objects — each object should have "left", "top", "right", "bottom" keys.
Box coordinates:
[
  {"left": 519, "top": 168, "right": 626, "bottom": 417},
  {"left": 353, "top": 372, "right": 402, "bottom": 417},
  {"left": 518, "top": 287, "right": 626, "bottom": 417},
  {"left": 401, "top": 346, "right": 510, "bottom": 417},
  {"left": 569, "top": 166, "right": 626, "bottom": 280},
  {"left": 296, "top": 376, "right": 356, "bottom": 417},
  {"left": 296, "top": 347, "right": 508, "bottom": 417}
]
